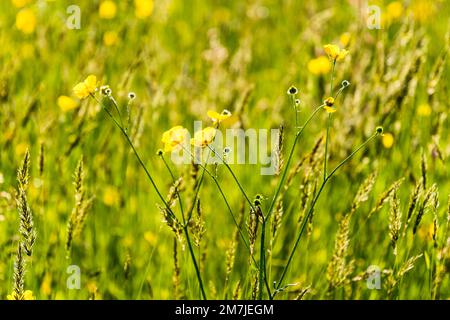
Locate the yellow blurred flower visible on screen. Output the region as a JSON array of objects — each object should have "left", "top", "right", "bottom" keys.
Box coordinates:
[
  {"left": 12, "top": 0, "right": 32, "bottom": 8},
  {"left": 73, "top": 75, "right": 98, "bottom": 99},
  {"left": 103, "top": 185, "right": 120, "bottom": 207},
  {"left": 20, "top": 43, "right": 35, "bottom": 59},
  {"left": 191, "top": 127, "right": 216, "bottom": 148},
  {"left": 99, "top": 1, "right": 117, "bottom": 19},
  {"left": 41, "top": 273, "right": 52, "bottom": 296},
  {"left": 417, "top": 103, "right": 432, "bottom": 117},
  {"left": 7, "top": 290, "right": 35, "bottom": 300},
  {"left": 103, "top": 31, "right": 119, "bottom": 47},
  {"left": 207, "top": 109, "right": 232, "bottom": 124},
  {"left": 15, "top": 142, "right": 28, "bottom": 157},
  {"left": 57, "top": 95, "right": 78, "bottom": 112},
  {"left": 411, "top": 0, "right": 435, "bottom": 22},
  {"left": 323, "top": 44, "right": 348, "bottom": 62},
  {"left": 339, "top": 32, "right": 351, "bottom": 47},
  {"left": 323, "top": 97, "right": 336, "bottom": 113},
  {"left": 382, "top": 133, "right": 394, "bottom": 149},
  {"left": 307, "top": 56, "right": 331, "bottom": 75},
  {"left": 161, "top": 126, "right": 189, "bottom": 152},
  {"left": 16, "top": 8, "right": 37, "bottom": 34},
  {"left": 134, "top": 0, "right": 154, "bottom": 19},
  {"left": 144, "top": 231, "right": 157, "bottom": 245},
  {"left": 386, "top": 1, "right": 404, "bottom": 20}
]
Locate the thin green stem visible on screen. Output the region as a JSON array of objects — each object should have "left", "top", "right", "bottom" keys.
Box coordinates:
[
  {"left": 265, "top": 104, "right": 325, "bottom": 221},
  {"left": 272, "top": 132, "right": 379, "bottom": 298},
  {"left": 292, "top": 96, "right": 298, "bottom": 129},
  {"left": 206, "top": 145, "right": 254, "bottom": 211},
  {"left": 183, "top": 147, "right": 250, "bottom": 251},
  {"left": 324, "top": 61, "right": 336, "bottom": 182},
  {"left": 108, "top": 95, "right": 125, "bottom": 131},
  {"left": 93, "top": 94, "right": 207, "bottom": 300},
  {"left": 159, "top": 154, "right": 185, "bottom": 219},
  {"left": 258, "top": 218, "right": 270, "bottom": 300},
  {"left": 324, "top": 113, "right": 331, "bottom": 181}
]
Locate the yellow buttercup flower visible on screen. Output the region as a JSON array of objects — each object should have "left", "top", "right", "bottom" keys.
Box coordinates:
[
  {"left": 411, "top": 0, "right": 435, "bottom": 23},
  {"left": 207, "top": 109, "right": 232, "bottom": 124},
  {"left": 382, "top": 133, "right": 394, "bottom": 149},
  {"left": 134, "top": 0, "right": 154, "bottom": 19},
  {"left": 99, "top": 1, "right": 117, "bottom": 19},
  {"left": 191, "top": 127, "right": 216, "bottom": 148},
  {"left": 7, "top": 290, "right": 35, "bottom": 300},
  {"left": 73, "top": 75, "right": 98, "bottom": 99},
  {"left": 57, "top": 95, "right": 78, "bottom": 112},
  {"left": 323, "top": 44, "right": 349, "bottom": 62},
  {"left": 323, "top": 97, "right": 336, "bottom": 113},
  {"left": 387, "top": 1, "right": 404, "bottom": 20},
  {"left": 339, "top": 32, "right": 351, "bottom": 47},
  {"left": 12, "top": 0, "right": 32, "bottom": 8},
  {"left": 307, "top": 56, "right": 331, "bottom": 75},
  {"left": 16, "top": 8, "right": 37, "bottom": 34},
  {"left": 161, "top": 126, "right": 189, "bottom": 152},
  {"left": 103, "top": 185, "right": 120, "bottom": 207},
  {"left": 417, "top": 103, "right": 432, "bottom": 117},
  {"left": 103, "top": 31, "right": 118, "bottom": 47}
]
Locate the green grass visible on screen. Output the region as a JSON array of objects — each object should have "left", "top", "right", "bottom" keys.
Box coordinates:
[{"left": 0, "top": 0, "right": 449, "bottom": 300}]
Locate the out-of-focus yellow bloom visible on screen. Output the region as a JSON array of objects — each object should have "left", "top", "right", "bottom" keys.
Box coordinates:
[
  {"left": 12, "top": 0, "right": 32, "bottom": 8},
  {"left": 417, "top": 103, "right": 432, "bottom": 116},
  {"left": 323, "top": 97, "right": 336, "bottom": 113},
  {"left": 21, "top": 43, "right": 35, "bottom": 59},
  {"left": 73, "top": 75, "right": 98, "bottom": 99},
  {"left": 103, "top": 31, "right": 118, "bottom": 47},
  {"left": 99, "top": 1, "right": 117, "bottom": 19},
  {"left": 41, "top": 273, "right": 52, "bottom": 296},
  {"left": 161, "top": 126, "right": 189, "bottom": 152},
  {"left": 16, "top": 8, "right": 37, "bottom": 34},
  {"left": 386, "top": 1, "right": 404, "bottom": 20},
  {"left": 382, "top": 133, "right": 394, "bottom": 148},
  {"left": 57, "top": 95, "right": 78, "bottom": 112},
  {"left": 15, "top": 142, "right": 28, "bottom": 157},
  {"left": 339, "top": 32, "right": 351, "bottom": 47},
  {"left": 207, "top": 109, "right": 232, "bottom": 124},
  {"left": 134, "top": 0, "right": 154, "bottom": 19},
  {"left": 7, "top": 290, "right": 35, "bottom": 300},
  {"left": 324, "top": 44, "right": 349, "bottom": 62},
  {"left": 411, "top": 0, "right": 435, "bottom": 22},
  {"left": 191, "top": 127, "right": 216, "bottom": 147},
  {"left": 144, "top": 231, "right": 157, "bottom": 245},
  {"left": 307, "top": 56, "right": 331, "bottom": 75},
  {"left": 103, "top": 185, "right": 120, "bottom": 207}
]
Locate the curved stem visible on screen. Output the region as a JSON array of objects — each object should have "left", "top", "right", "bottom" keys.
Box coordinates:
[
  {"left": 159, "top": 154, "right": 185, "bottom": 221},
  {"left": 265, "top": 104, "right": 325, "bottom": 221},
  {"left": 93, "top": 95, "right": 207, "bottom": 299},
  {"left": 207, "top": 145, "right": 254, "bottom": 211},
  {"left": 272, "top": 132, "right": 379, "bottom": 298}
]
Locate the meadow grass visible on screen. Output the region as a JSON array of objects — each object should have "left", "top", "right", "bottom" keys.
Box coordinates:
[{"left": 0, "top": 0, "right": 449, "bottom": 300}]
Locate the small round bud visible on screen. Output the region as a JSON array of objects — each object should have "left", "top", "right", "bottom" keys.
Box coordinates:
[
  {"left": 223, "top": 147, "right": 231, "bottom": 154},
  {"left": 100, "top": 85, "right": 111, "bottom": 96},
  {"left": 128, "top": 92, "right": 136, "bottom": 100},
  {"left": 156, "top": 149, "right": 164, "bottom": 156},
  {"left": 222, "top": 109, "right": 231, "bottom": 116},
  {"left": 341, "top": 80, "right": 350, "bottom": 88},
  {"left": 376, "top": 126, "right": 384, "bottom": 135},
  {"left": 295, "top": 99, "right": 301, "bottom": 106},
  {"left": 287, "top": 86, "right": 298, "bottom": 95}
]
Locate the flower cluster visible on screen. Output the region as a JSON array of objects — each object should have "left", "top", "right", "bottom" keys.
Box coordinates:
[{"left": 161, "top": 110, "right": 231, "bottom": 153}]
